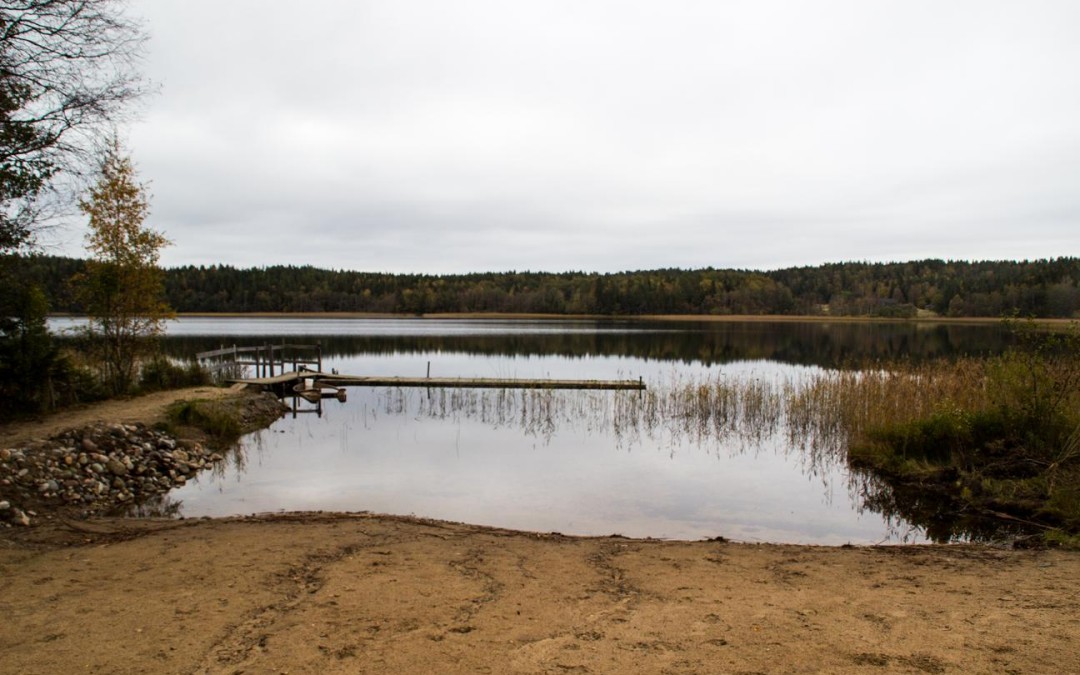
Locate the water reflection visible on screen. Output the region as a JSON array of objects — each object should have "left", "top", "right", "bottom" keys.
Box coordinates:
[
  {"left": 84, "top": 317, "right": 1015, "bottom": 369},
  {"left": 121, "top": 494, "right": 184, "bottom": 518},
  {"left": 71, "top": 317, "right": 1019, "bottom": 544},
  {"left": 156, "top": 361, "right": 1033, "bottom": 544},
  {"left": 850, "top": 469, "right": 1034, "bottom": 543},
  {"left": 153, "top": 366, "right": 911, "bottom": 543}
]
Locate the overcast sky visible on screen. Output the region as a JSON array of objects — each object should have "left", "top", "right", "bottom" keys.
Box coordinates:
[{"left": 52, "top": 0, "right": 1080, "bottom": 273}]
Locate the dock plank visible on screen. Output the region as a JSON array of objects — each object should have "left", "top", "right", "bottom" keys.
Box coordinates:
[
  {"left": 321, "top": 376, "right": 645, "bottom": 390},
  {"left": 229, "top": 371, "right": 645, "bottom": 391},
  {"left": 228, "top": 371, "right": 313, "bottom": 386}
]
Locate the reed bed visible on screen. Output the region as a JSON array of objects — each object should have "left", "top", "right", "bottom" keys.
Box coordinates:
[
  {"left": 369, "top": 358, "right": 996, "bottom": 464},
  {"left": 784, "top": 358, "right": 990, "bottom": 447},
  {"left": 360, "top": 352, "right": 1078, "bottom": 544}
]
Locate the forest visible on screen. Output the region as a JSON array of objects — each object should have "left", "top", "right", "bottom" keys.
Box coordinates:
[{"left": 7, "top": 255, "right": 1080, "bottom": 318}]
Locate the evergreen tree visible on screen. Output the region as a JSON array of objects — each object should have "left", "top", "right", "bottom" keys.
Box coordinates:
[{"left": 0, "top": 276, "right": 56, "bottom": 416}]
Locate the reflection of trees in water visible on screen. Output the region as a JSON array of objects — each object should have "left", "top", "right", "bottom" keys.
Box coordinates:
[
  {"left": 152, "top": 321, "right": 1011, "bottom": 369},
  {"left": 849, "top": 468, "right": 1033, "bottom": 543},
  {"left": 369, "top": 362, "right": 1007, "bottom": 542},
  {"left": 372, "top": 372, "right": 849, "bottom": 470},
  {"left": 126, "top": 353, "right": 1019, "bottom": 541}
]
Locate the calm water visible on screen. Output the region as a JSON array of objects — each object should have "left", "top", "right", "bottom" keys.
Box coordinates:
[{"left": 53, "top": 317, "right": 1011, "bottom": 543}]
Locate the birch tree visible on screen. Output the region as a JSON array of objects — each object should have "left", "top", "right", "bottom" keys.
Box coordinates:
[{"left": 77, "top": 139, "right": 171, "bottom": 394}]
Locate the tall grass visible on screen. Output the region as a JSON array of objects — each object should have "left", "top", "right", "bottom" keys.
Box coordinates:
[
  {"left": 373, "top": 356, "right": 1078, "bottom": 541},
  {"left": 165, "top": 398, "right": 242, "bottom": 440},
  {"left": 139, "top": 356, "right": 213, "bottom": 392},
  {"left": 785, "top": 359, "right": 991, "bottom": 450},
  {"left": 374, "top": 359, "right": 996, "bottom": 461}
]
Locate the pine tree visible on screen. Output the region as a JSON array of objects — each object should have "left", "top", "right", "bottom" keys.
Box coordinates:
[
  {"left": 0, "top": 279, "right": 57, "bottom": 416},
  {"left": 76, "top": 139, "right": 172, "bottom": 395}
]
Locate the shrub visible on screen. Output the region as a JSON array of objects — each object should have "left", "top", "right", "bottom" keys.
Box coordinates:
[
  {"left": 851, "top": 319, "right": 1080, "bottom": 543},
  {"left": 165, "top": 399, "right": 241, "bottom": 440},
  {"left": 139, "top": 357, "right": 212, "bottom": 392}
]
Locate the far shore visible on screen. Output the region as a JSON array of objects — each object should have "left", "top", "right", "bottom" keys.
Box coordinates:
[{"left": 46, "top": 311, "right": 1077, "bottom": 326}]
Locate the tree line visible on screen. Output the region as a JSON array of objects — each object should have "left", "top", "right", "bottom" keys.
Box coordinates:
[{"left": 9, "top": 255, "right": 1080, "bottom": 318}]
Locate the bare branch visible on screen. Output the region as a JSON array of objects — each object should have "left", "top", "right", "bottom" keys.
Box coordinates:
[{"left": 1, "top": 0, "right": 147, "bottom": 251}]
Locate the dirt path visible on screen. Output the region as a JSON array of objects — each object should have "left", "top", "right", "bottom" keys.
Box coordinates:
[
  {"left": 2, "top": 390, "right": 1078, "bottom": 673},
  {"left": 0, "top": 385, "right": 237, "bottom": 449}
]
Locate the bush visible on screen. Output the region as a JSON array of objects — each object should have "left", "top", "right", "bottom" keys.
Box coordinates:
[
  {"left": 139, "top": 357, "right": 212, "bottom": 392},
  {"left": 850, "top": 319, "right": 1080, "bottom": 543},
  {"left": 48, "top": 351, "right": 108, "bottom": 407},
  {"left": 856, "top": 407, "right": 1013, "bottom": 468},
  {"left": 165, "top": 399, "right": 241, "bottom": 440}
]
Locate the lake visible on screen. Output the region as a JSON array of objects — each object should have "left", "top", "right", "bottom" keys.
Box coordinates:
[{"left": 52, "top": 316, "right": 1012, "bottom": 544}]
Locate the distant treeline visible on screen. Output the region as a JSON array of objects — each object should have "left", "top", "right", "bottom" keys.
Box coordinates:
[{"left": 8, "top": 255, "right": 1080, "bottom": 318}]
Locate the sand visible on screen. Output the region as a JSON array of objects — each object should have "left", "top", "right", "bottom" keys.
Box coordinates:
[{"left": 1, "top": 389, "right": 1078, "bottom": 674}]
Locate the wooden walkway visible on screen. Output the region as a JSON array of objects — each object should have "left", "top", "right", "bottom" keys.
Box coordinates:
[
  {"left": 322, "top": 375, "right": 645, "bottom": 390},
  {"left": 230, "top": 371, "right": 645, "bottom": 392},
  {"left": 197, "top": 344, "right": 642, "bottom": 392},
  {"left": 198, "top": 343, "right": 322, "bottom": 378}
]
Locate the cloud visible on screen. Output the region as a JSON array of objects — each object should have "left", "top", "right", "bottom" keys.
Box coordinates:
[{"left": 44, "top": 0, "right": 1080, "bottom": 273}]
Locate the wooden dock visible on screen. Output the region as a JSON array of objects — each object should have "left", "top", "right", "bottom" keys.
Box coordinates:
[
  {"left": 197, "top": 343, "right": 322, "bottom": 378},
  {"left": 199, "top": 344, "right": 645, "bottom": 392},
  {"left": 230, "top": 371, "right": 646, "bottom": 392},
  {"left": 321, "top": 374, "right": 645, "bottom": 390}
]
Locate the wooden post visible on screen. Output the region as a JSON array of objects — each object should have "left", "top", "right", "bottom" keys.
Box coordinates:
[{"left": 317, "top": 341, "right": 322, "bottom": 374}]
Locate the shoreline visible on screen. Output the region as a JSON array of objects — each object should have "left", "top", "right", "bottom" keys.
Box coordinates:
[
  {"left": 2, "top": 510, "right": 1077, "bottom": 674},
  {"left": 0, "top": 387, "right": 287, "bottom": 528},
  {"left": 0, "top": 382, "right": 1068, "bottom": 547},
  {"left": 0, "top": 382, "right": 1019, "bottom": 546},
  {"left": 46, "top": 310, "right": 1078, "bottom": 326},
  {"left": 2, "top": 387, "right": 1078, "bottom": 672}
]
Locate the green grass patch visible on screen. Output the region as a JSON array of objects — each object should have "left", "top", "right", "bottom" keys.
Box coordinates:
[
  {"left": 1043, "top": 530, "right": 1080, "bottom": 550},
  {"left": 165, "top": 398, "right": 243, "bottom": 441}
]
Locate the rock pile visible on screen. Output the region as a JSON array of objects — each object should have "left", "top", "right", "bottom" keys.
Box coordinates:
[{"left": 0, "top": 423, "right": 224, "bottom": 527}]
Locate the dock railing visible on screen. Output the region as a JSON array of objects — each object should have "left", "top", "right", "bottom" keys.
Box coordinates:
[{"left": 196, "top": 342, "right": 322, "bottom": 380}]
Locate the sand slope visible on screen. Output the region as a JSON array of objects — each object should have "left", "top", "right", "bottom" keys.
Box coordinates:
[{"left": 1, "top": 513, "right": 1077, "bottom": 674}]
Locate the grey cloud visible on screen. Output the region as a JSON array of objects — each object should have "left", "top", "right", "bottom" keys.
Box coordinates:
[{"left": 51, "top": 0, "right": 1080, "bottom": 272}]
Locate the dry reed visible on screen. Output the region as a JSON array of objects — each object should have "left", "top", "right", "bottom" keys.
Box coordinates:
[{"left": 370, "top": 358, "right": 995, "bottom": 464}]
